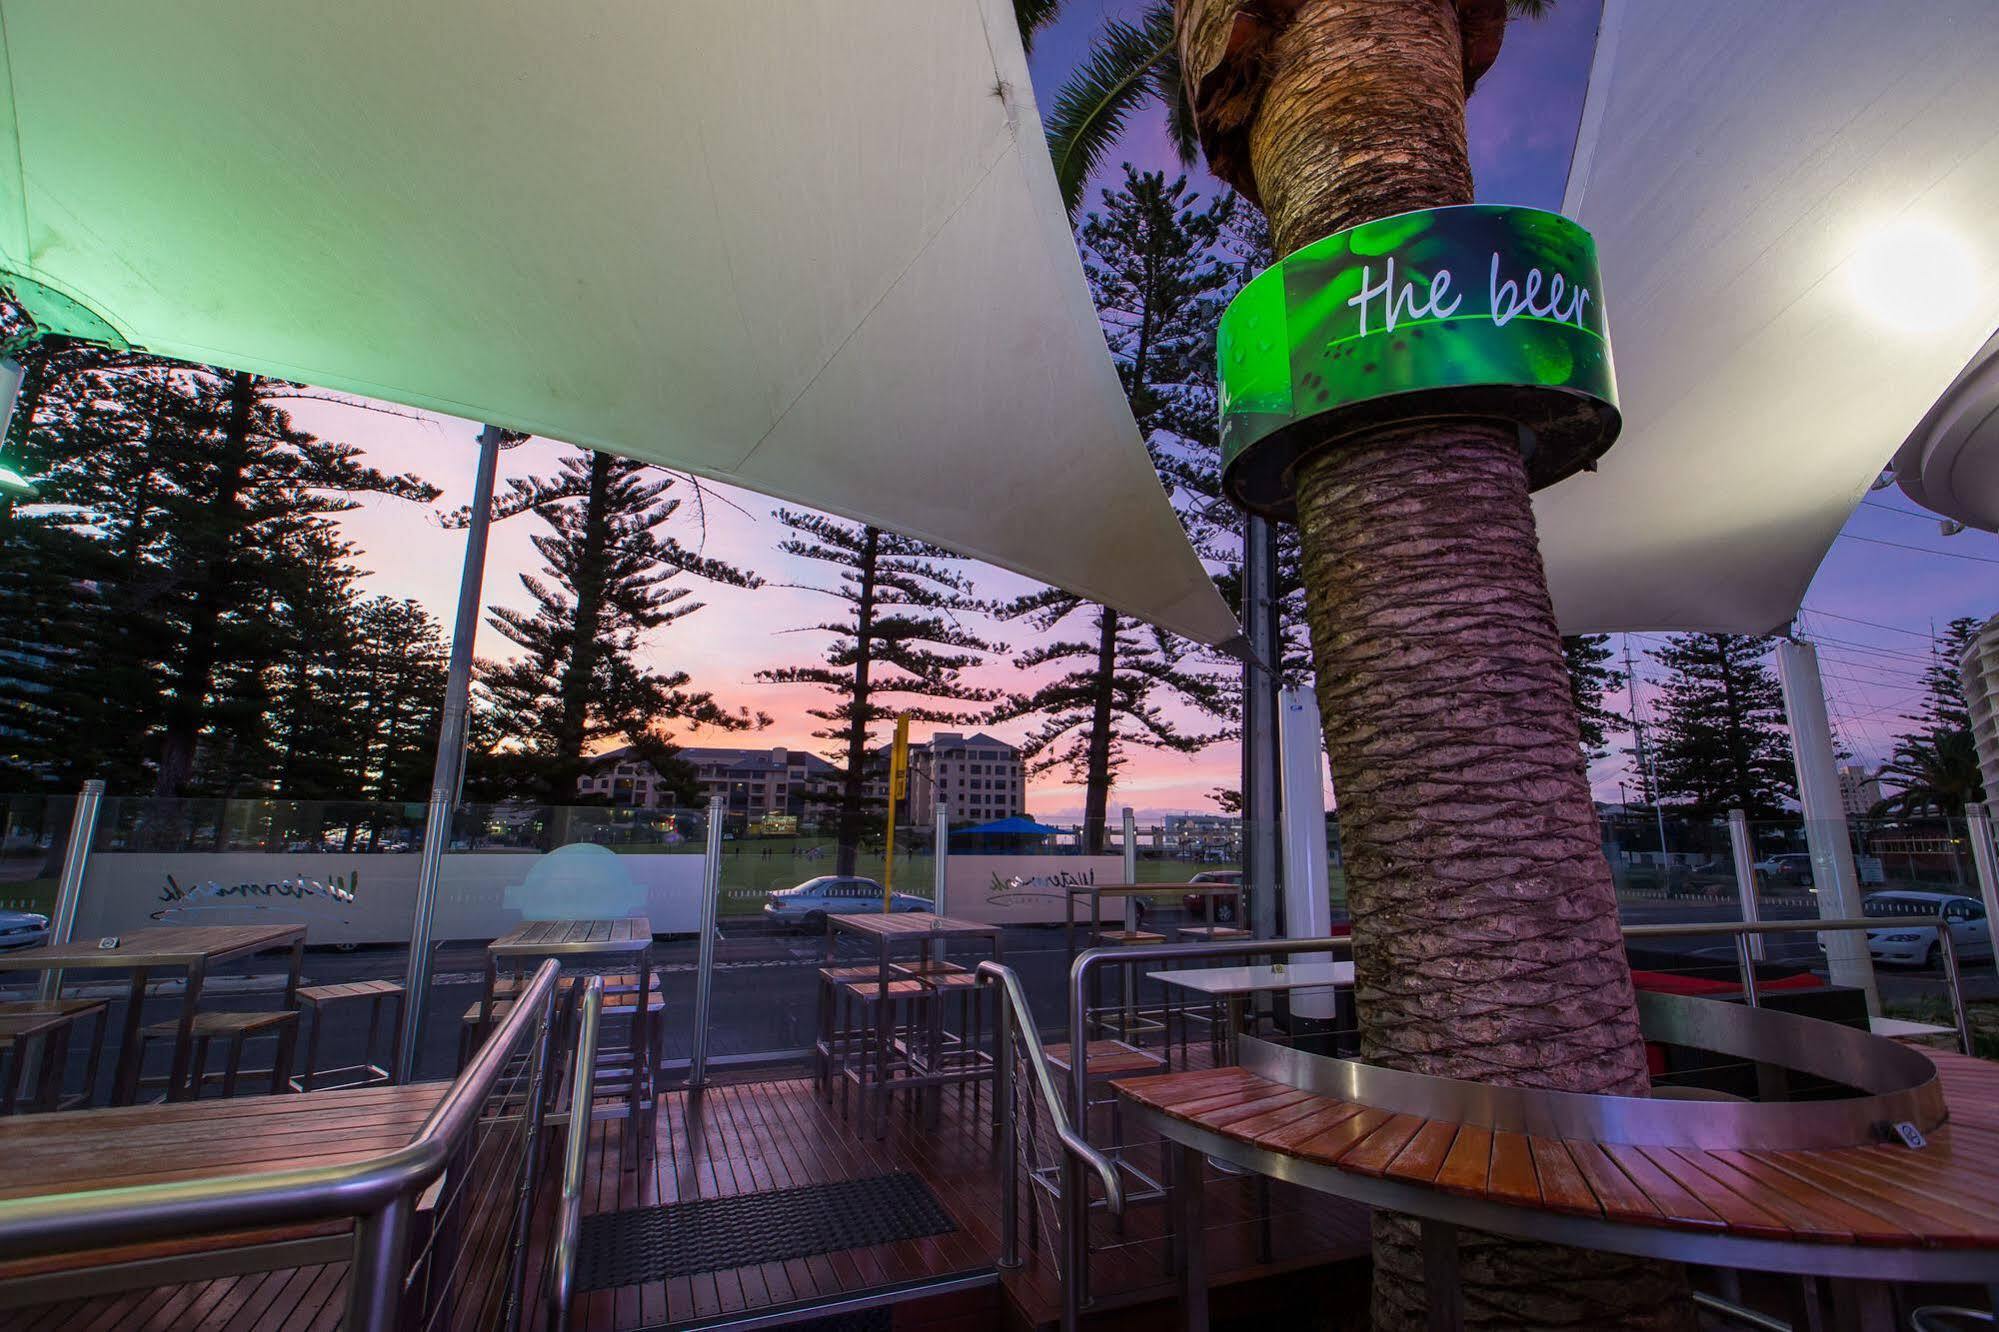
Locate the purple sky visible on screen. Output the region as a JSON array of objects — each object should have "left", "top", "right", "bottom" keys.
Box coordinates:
[{"left": 302, "top": 2, "right": 1995, "bottom": 820}]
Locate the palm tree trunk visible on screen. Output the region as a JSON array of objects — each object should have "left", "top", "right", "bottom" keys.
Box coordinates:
[{"left": 1190, "top": 0, "right": 1691, "bottom": 1324}]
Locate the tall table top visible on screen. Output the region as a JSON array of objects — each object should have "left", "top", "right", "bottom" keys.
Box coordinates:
[
  {"left": 829, "top": 911, "right": 1000, "bottom": 941},
  {"left": 1147, "top": 961, "right": 1352, "bottom": 996},
  {"left": 1117, "top": 1046, "right": 1999, "bottom": 1282},
  {"left": 0, "top": 923, "right": 306, "bottom": 972},
  {"left": 488, "top": 917, "right": 653, "bottom": 957}
]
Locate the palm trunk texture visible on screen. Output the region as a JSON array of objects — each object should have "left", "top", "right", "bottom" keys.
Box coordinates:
[{"left": 1178, "top": 0, "right": 1690, "bottom": 1325}]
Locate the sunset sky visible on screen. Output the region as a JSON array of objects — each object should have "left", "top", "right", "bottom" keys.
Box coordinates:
[{"left": 291, "top": 0, "right": 1996, "bottom": 821}]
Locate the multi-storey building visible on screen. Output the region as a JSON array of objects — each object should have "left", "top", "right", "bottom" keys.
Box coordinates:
[
  {"left": 577, "top": 745, "right": 840, "bottom": 819},
  {"left": 1836, "top": 763, "right": 1883, "bottom": 818},
  {"left": 896, "top": 731, "right": 1026, "bottom": 824}
]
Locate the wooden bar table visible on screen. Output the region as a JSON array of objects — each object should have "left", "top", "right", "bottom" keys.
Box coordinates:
[
  {"left": 825, "top": 912, "right": 1002, "bottom": 1126},
  {"left": 484, "top": 917, "right": 654, "bottom": 1162},
  {"left": 0, "top": 1080, "right": 448, "bottom": 1311},
  {"left": 0, "top": 924, "right": 306, "bottom": 1105}
]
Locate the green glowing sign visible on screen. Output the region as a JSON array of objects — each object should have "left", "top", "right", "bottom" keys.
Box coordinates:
[{"left": 1218, "top": 204, "right": 1619, "bottom": 517}]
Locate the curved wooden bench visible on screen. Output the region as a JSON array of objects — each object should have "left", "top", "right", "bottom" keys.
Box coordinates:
[{"left": 1117, "top": 1046, "right": 1999, "bottom": 1326}]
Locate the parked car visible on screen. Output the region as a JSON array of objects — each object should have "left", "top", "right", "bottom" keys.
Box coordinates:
[
  {"left": 1183, "top": 869, "right": 1247, "bottom": 922},
  {"left": 1857, "top": 891, "right": 1993, "bottom": 968},
  {"left": 0, "top": 908, "right": 49, "bottom": 951},
  {"left": 762, "top": 876, "right": 933, "bottom": 932},
  {"left": 1752, "top": 853, "right": 1815, "bottom": 889}
]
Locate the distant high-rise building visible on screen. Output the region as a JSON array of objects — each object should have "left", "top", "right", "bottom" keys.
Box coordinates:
[
  {"left": 1965, "top": 615, "right": 1999, "bottom": 802},
  {"left": 576, "top": 745, "right": 840, "bottom": 818},
  {"left": 870, "top": 731, "right": 1026, "bottom": 824},
  {"left": 1836, "top": 763, "right": 1883, "bottom": 818}
]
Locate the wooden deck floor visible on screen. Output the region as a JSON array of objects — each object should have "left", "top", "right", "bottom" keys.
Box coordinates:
[
  {"left": 526, "top": 1069, "right": 1373, "bottom": 1330},
  {"left": 0, "top": 1063, "right": 1372, "bottom": 1331}
]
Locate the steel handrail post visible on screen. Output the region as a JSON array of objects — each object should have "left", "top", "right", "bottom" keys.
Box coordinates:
[
  {"left": 1727, "top": 808, "right": 1765, "bottom": 963},
  {"left": 0, "top": 960, "right": 561, "bottom": 1259},
  {"left": 1733, "top": 934, "right": 1760, "bottom": 1008},
  {"left": 39, "top": 779, "right": 105, "bottom": 1002},
  {"left": 993, "top": 970, "right": 1020, "bottom": 1269},
  {"left": 690, "top": 795, "right": 725, "bottom": 1087},
  {"left": 503, "top": 974, "right": 559, "bottom": 1332},
  {"left": 343, "top": 1196, "right": 413, "bottom": 1331},
  {"left": 549, "top": 977, "right": 604, "bottom": 1330},
  {"left": 1934, "top": 923, "right": 1973, "bottom": 1056}
]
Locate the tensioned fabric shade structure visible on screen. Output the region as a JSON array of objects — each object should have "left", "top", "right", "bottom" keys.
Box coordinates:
[
  {"left": 0, "top": 0, "right": 1241, "bottom": 647},
  {"left": 1544, "top": 0, "right": 1999, "bottom": 636}
]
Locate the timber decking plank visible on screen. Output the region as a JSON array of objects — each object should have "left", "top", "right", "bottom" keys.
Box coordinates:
[
  {"left": 1340, "top": 1114, "right": 1427, "bottom": 1178},
  {"left": 1484, "top": 1133, "right": 1541, "bottom": 1207},
  {"left": 1526, "top": 1138, "right": 1601, "bottom": 1217},
  {"left": 1384, "top": 1121, "right": 1461, "bottom": 1185},
  {"left": 1434, "top": 1125, "right": 1493, "bottom": 1197}
]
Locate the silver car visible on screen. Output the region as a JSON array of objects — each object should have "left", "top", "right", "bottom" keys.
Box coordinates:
[
  {"left": 0, "top": 908, "right": 49, "bottom": 950},
  {"left": 762, "top": 876, "right": 933, "bottom": 932},
  {"left": 1861, "top": 891, "right": 1993, "bottom": 968}
]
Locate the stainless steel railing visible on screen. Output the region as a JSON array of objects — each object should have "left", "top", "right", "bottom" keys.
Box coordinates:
[
  {"left": 978, "top": 960, "right": 1124, "bottom": 1332},
  {"left": 0, "top": 958, "right": 562, "bottom": 1331},
  {"left": 547, "top": 975, "right": 604, "bottom": 1332},
  {"left": 1621, "top": 915, "right": 1972, "bottom": 1054}
]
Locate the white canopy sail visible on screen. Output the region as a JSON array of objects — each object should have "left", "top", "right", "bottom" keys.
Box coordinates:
[
  {"left": 0, "top": 0, "right": 1242, "bottom": 646},
  {"left": 1548, "top": 0, "right": 1999, "bottom": 634}
]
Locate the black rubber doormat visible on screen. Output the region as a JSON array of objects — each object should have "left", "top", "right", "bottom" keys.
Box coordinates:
[{"left": 576, "top": 1172, "right": 957, "bottom": 1289}]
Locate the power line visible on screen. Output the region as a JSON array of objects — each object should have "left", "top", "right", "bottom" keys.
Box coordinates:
[
  {"left": 1798, "top": 606, "right": 1937, "bottom": 640},
  {"left": 1836, "top": 532, "right": 1999, "bottom": 565}
]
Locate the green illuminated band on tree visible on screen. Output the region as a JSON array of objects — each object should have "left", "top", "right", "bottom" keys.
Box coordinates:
[{"left": 1218, "top": 204, "right": 1620, "bottom": 518}]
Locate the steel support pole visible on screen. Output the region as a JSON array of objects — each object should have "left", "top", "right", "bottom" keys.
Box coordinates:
[
  {"left": 688, "top": 795, "right": 725, "bottom": 1088},
  {"left": 1121, "top": 807, "right": 1138, "bottom": 933},
  {"left": 1727, "top": 809, "right": 1765, "bottom": 962},
  {"left": 38, "top": 780, "right": 105, "bottom": 1002},
  {"left": 1776, "top": 640, "right": 1879, "bottom": 1015},
  {"left": 933, "top": 799, "right": 950, "bottom": 916},
  {"left": 1969, "top": 802, "right": 1999, "bottom": 981},
  {"left": 397, "top": 424, "right": 504, "bottom": 1083},
  {"left": 1241, "top": 515, "right": 1282, "bottom": 943},
  {"left": 344, "top": 1199, "right": 412, "bottom": 1332}
]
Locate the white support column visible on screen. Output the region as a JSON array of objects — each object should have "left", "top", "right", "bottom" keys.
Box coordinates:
[
  {"left": 1776, "top": 639, "right": 1880, "bottom": 1014},
  {"left": 1279, "top": 686, "right": 1336, "bottom": 1020},
  {"left": 1968, "top": 802, "right": 1999, "bottom": 980}
]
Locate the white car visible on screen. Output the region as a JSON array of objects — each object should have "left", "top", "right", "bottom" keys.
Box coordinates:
[
  {"left": 1860, "top": 891, "right": 1993, "bottom": 968},
  {"left": 0, "top": 909, "right": 49, "bottom": 950},
  {"left": 762, "top": 876, "right": 934, "bottom": 932}
]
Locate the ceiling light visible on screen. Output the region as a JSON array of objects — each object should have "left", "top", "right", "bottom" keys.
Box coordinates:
[{"left": 1847, "top": 217, "right": 1981, "bottom": 333}]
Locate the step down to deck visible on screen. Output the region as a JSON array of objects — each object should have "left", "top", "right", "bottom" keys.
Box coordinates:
[{"left": 578, "top": 1173, "right": 958, "bottom": 1290}]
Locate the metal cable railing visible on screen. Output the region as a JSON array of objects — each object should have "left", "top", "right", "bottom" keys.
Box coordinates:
[
  {"left": 547, "top": 975, "right": 604, "bottom": 1332},
  {"left": 977, "top": 960, "right": 1123, "bottom": 1332},
  {"left": 0, "top": 958, "right": 562, "bottom": 1331}
]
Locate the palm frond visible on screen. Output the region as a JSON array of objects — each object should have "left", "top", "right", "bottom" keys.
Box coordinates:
[
  {"left": 1013, "top": 0, "right": 1064, "bottom": 54},
  {"left": 1507, "top": 0, "right": 1556, "bottom": 16},
  {"left": 1044, "top": 4, "right": 1175, "bottom": 217}
]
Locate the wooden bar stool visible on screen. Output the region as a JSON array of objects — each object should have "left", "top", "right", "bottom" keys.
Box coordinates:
[
  {"left": 1090, "top": 929, "right": 1166, "bottom": 1046},
  {"left": 897, "top": 963, "right": 991, "bottom": 1104},
  {"left": 838, "top": 978, "right": 936, "bottom": 1137},
  {"left": 137, "top": 1010, "right": 299, "bottom": 1098},
  {"left": 0, "top": 1009, "right": 77, "bottom": 1114},
  {"left": 291, "top": 979, "right": 405, "bottom": 1092},
  {"left": 0, "top": 998, "right": 110, "bottom": 1109},
  {"left": 1167, "top": 923, "right": 1249, "bottom": 1062},
  {"left": 815, "top": 964, "right": 880, "bottom": 1099}
]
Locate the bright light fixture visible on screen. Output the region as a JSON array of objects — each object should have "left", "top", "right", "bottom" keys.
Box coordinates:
[
  {"left": 1847, "top": 217, "right": 1981, "bottom": 333},
  {"left": 0, "top": 463, "right": 36, "bottom": 502}
]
